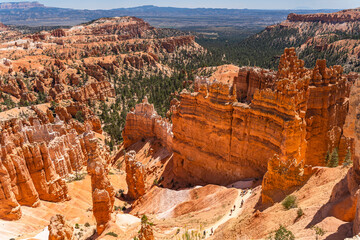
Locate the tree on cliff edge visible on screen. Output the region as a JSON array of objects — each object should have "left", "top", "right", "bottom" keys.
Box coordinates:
[{"left": 327, "top": 148, "right": 339, "bottom": 168}]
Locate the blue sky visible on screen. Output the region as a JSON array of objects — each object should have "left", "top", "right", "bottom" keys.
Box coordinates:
[{"left": 7, "top": 0, "right": 360, "bottom": 10}]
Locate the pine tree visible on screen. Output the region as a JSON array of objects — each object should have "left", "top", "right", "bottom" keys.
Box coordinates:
[
  {"left": 325, "top": 150, "right": 330, "bottom": 165},
  {"left": 328, "top": 148, "right": 339, "bottom": 168},
  {"left": 343, "top": 149, "right": 352, "bottom": 167}
]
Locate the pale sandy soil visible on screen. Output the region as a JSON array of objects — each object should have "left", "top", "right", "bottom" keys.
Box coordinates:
[{"left": 211, "top": 167, "right": 353, "bottom": 240}]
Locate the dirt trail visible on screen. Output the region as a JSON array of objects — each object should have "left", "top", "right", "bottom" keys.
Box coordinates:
[{"left": 204, "top": 188, "right": 252, "bottom": 239}]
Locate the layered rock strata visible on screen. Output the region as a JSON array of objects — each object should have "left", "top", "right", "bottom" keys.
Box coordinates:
[
  {"left": 85, "top": 130, "right": 115, "bottom": 234},
  {"left": 123, "top": 48, "right": 351, "bottom": 204},
  {"left": 0, "top": 105, "right": 108, "bottom": 220},
  {"left": 123, "top": 97, "right": 173, "bottom": 151},
  {"left": 287, "top": 9, "right": 360, "bottom": 23},
  {"left": 344, "top": 76, "right": 360, "bottom": 235}
]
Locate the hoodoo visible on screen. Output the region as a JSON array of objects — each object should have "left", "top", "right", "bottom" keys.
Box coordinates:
[{"left": 85, "top": 129, "right": 115, "bottom": 234}]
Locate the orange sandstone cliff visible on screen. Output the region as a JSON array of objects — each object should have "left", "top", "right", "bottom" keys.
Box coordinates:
[{"left": 123, "top": 48, "right": 352, "bottom": 204}]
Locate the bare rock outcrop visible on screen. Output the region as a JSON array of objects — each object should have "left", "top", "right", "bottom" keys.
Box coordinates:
[
  {"left": 343, "top": 76, "right": 360, "bottom": 235},
  {"left": 122, "top": 48, "right": 351, "bottom": 204},
  {"left": 170, "top": 48, "right": 351, "bottom": 202},
  {"left": 123, "top": 97, "right": 173, "bottom": 151},
  {"left": 0, "top": 159, "right": 22, "bottom": 220},
  {"left": 138, "top": 221, "right": 155, "bottom": 240},
  {"left": 85, "top": 130, "right": 115, "bottom": 234},
  {"left": 48, "top": 214, "right": 74, "bottom": 240},
  {"left": 0, "top": 105, "right": 108, "bottom": 220},
  {"left": 125, "top": 150, "right": 146, "bottom": 200}
]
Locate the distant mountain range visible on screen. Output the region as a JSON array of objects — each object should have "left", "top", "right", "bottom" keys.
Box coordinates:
[{"left": 0, "top": 2, "right": 340, "bottom": 27}]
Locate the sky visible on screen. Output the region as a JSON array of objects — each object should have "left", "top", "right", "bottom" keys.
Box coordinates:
[{"left": 5, "top": 0, "right": 360, "bottom": 10}]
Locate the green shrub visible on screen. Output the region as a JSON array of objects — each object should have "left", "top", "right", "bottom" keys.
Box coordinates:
[
  {"left": 141, "top": 215, "right": 148, "bottom": 225},
  {"left": 84, "top": 222, "right": 90, "bottom": 227},
  {"left": 282, "top": 195, "right": 297, "bottom": 210},
  {"left": 75, "top": 111, "right": 84, "bottom": 123},
  {"left": 297, "top": 208, "right": 304, "bottom": 218},
  {"left": 75, "top": 223, "right": 79, "bottom": 229},
  {"left": 268, "top": 225, "right": 295, "bottom": 240},
  {"left": 311, "top": 225, "right": 325, "bottom": 239},
  {"left": 105, "top": 232, "right": 118, "bottom": 237}
]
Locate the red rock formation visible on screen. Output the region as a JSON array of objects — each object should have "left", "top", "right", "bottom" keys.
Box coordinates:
[
  {"left": 138, "top": 221, "right": 155, "bottom": 240},
  {"left": 125, "top": 150, "right": 146, "bottom": 200},
  {"left": 0, "top": 104, "right": 108, "bottom": 220},
  {"left": 234, "top": 66, "right": 276, "bottom": 102},
  {"left": 123, "top": 97, "right": 172, "bottom": 151},
  {"left": 85, "top": 130, "right": 115, "bottom": 234},
  {"left": 22, "top": 142, "right": 70, "bottom": 202},
  {"left": 169, "top": 48, "right": 351, "bottom": 203},
  {"left": 123, "top": 54, "right": 157, "bottom": 69},
  {"left": 87, "top": 17, "right": 156, "bottom": 38},
  {"left": 0, "top": 158, "right": 22, "bottom": 220},
  {"left": 48, "top": 214, "right": 74, "bottom": 240},
  {"left": 160, "top": 36, "right": 196, "bottom": 53},
  {"left": 262, "top": 156, "right": 315, "bottom": 204},
  {"left": 51, "top": 29, "right": 66, "bottom": 38}
]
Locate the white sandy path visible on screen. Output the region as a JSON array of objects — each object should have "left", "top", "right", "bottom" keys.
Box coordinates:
[
  {"left": 23, "top": 227, "right": 49, "bottom": 240},
  {"left": 203, "top": 189, "right": 252, "bottom": 239}
]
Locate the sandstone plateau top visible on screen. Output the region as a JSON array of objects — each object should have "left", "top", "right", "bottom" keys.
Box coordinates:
[{"left": 288, "top": 9, "right": 360, "bottom": 23}]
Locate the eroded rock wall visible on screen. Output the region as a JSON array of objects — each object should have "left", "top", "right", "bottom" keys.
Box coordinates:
[
  {"left": 48, "top": 214, "right": 74, "bottom": 240},
  {"left": 123, "top": 48, "right": 351, "bottom": 204},
  {"left": 305, "top": 60, "right": 351, "bottom": 166},
  {"left": 343, "top": 75, "right": 360, "bottom": 235},
  {"left": 123, "top": 97, "right": 173, "bottom": 151},
  {"left": 0, "top": 104, "right": 107, "bottom": 220},
  {"left": 172, "top": 48, "right": 351, "bottom": 198}
]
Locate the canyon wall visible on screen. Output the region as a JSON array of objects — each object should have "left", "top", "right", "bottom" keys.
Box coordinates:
[
  {"left": 344, "top": 76, "right": 360, "bottom": 234},
  {"left": 305, "top": 60, "right": 352, "bottom": 166}
]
